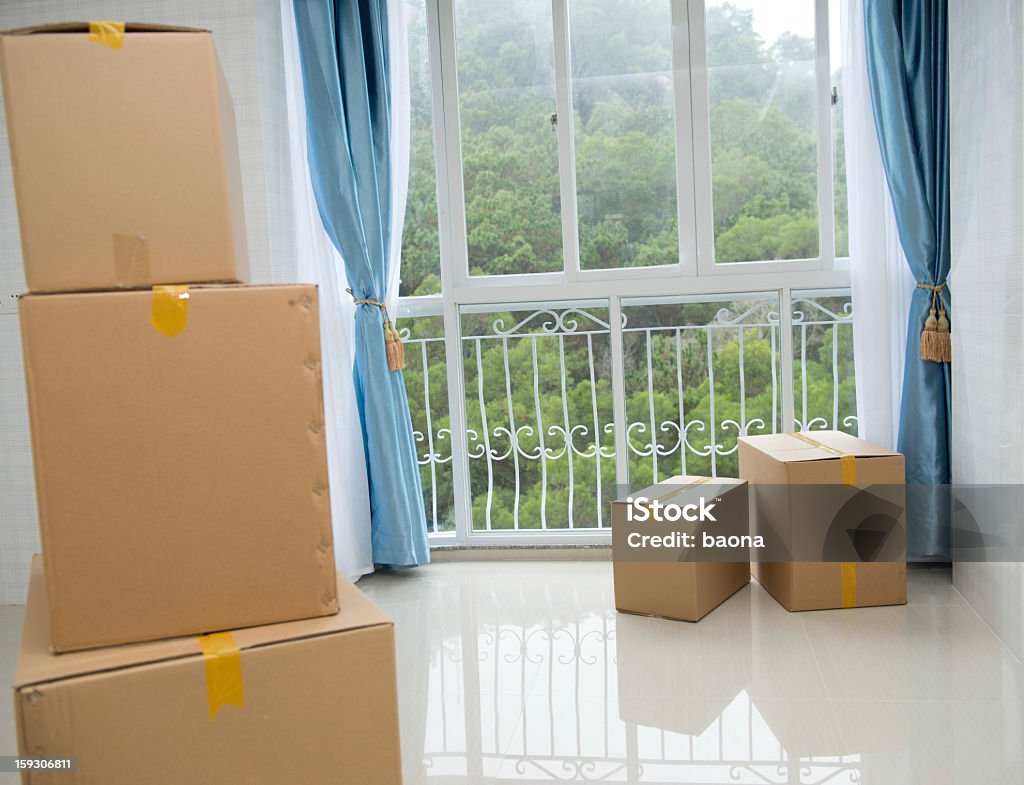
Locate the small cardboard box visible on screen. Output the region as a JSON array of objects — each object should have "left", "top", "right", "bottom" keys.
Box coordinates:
[
  {"left": 611, "top": 476, "right": 750, "bottom": 622},
  {"left": 19, "top": 285, "right": 337, "bottom": 651},
  {"left": 738, "top": 431, "right": 906, "bottom": 611},
  {"left": 0, "top": 23, "right": 248, "bottom": 292},
  {"left": 14, "top": 557, "right": 402, "bottom": 785}
]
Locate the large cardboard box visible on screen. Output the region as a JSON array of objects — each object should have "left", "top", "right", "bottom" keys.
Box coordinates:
[
  {"left": 611, "top": 476, "right": 750, "bottom": 622},
  {"left": 738, "top": 431, "right": 906, "bottom": 611},
  {"left": 14, "top": 557, "right": 401, "bottom": 785},
  {"left": 19, "top": 285, "right": 338, "bottom": 651},
  {"left": 0, "top": 23, "right": 248, "bottom": 292}
]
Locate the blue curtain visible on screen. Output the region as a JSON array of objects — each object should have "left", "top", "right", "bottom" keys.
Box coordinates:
[
  {"left": 865, "top": 0, "right": 950, "bottom": 559},
  {"left": 293, "top": 0, "right": 429, "bottom": 567}
]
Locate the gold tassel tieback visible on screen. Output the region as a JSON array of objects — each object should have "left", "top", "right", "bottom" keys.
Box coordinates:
[
  {"left": 346, "top": 288, "right": 406, "bottom": 371},
  {"left": 917, "top": 281, "right": 951, "bottom": 364}
]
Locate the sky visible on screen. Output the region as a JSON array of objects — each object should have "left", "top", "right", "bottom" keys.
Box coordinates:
[
  {"left": 711, "top": 0, "right": 820, "bottom": 44},
  {"left": 712, "top": 0, "right": 845, "bottom": 63}
]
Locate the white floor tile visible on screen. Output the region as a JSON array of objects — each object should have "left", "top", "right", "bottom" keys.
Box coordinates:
[
  {"left": 834, "top": 699, "right": 1024, "bottom": 784},
  {"left": 907, "top": 564, "right": 969, "bottom": 606},
  {"left": 802, "top": 602, "right": 1024, "bottom": 702},
  {"left": 0, "top": 562, "right": 1022, "bottom": 783}
]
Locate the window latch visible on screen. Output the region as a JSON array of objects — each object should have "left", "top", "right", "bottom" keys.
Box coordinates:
[
  {"left": 550, "top": 112, "right": 558, "bottom": 128},
  {"left": 831, "top": 86, "right": 839, "bottom": 106}
]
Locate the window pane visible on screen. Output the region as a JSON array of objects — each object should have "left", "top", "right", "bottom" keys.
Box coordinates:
[
  {"left": 791, "top": 290, "right": 857, "bottom": 434},
  {"left": 830, "top": 0, "right": 849, "bottom": 257},
  {"left": 454, "top": 0, "right": 563, "bottom": 277},
  {"left": 621, "top": 295, "right": 782, "bottom": 482},
  {"left": 401, "top": 0, "right": 443, "bottom": 297},
  {"left": 569, "top": 0, "right": 679, "bottom": 270},
  {"left": 706, "top": 0, "right": 820, "bottom": 263}
]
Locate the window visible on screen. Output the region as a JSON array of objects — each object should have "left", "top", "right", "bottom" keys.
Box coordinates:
[
  {"left": 455, "top": 0, "right": 563, "bottom": 277},
  {"left": 570, "top": 0, "right": 680, "bottom": 270},
  {"left": 705, "top": 0, "right": 819, "bottom": 263},
  {"left": 400, "top": 0, "right": 443, "bottom": 296},
  {"left": 398, "top": 0, "right": 855, "bottom": 542},
  {"left": 829, "top": 0, "right": 849, "bottom": 258}
]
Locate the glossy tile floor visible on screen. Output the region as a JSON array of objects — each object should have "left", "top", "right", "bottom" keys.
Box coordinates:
[
  {"left": 0, "top": 563, "right": 1020, "bottom": 784},
  {"left": 359, "top": 562, "right": 1023, "bottom": 785}
]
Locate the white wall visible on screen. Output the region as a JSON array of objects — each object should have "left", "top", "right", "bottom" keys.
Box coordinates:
[
  {"left": 949, "top": 0, "right": 1024, "bottom": 660},
  {"left": 0, "top": 1, "right": 296, "bottom": 603}
]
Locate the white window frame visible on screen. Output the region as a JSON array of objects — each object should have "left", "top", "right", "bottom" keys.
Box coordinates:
[{"left": 408, "top": 0, "right": 850, "bottom": 545}]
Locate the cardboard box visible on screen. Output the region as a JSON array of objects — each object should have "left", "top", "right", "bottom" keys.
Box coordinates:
[
  {"left": 738, "top": 431, "right": 906, "bottom": 611},
  {"left": 19, "top": 285, "right": 337, "bottom": 651},
  {"left": 14, "top": 557, "right": 401, "bottom": 785},
  {"left": 611, "top": 476, "right": 750, "bottom": 622},
  {"left": 0, "top": 23, "right": 248, "bottom": 292}
]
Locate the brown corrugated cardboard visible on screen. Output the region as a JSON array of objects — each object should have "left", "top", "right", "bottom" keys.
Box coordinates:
[
  {"left": 739, "top": 431, "right": 907, "bottom": 612},
  {"left": 0, "top": 23, "right": 248, "bottom": 292},
  {"left": 19, "top": 285, "right": 337, "bottom": 651},
  {"left": 14, "top": 557, "right": 401, "bottom": 785},
  {"left": 611, "top": 476, "right": 750, "bottom": 622}
]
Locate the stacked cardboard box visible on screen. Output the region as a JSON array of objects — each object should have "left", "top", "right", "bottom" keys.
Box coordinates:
[
  {"left": 3, "top": 23, "right": 402, "bottom": 784},
  {"left": 15, "top": 557, "right": 402, "bottom": 785}
]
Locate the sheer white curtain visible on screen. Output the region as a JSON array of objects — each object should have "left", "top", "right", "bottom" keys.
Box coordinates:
[
  {"left": 280, "top": 0, "right": 412, "bottom": 580},
  {"left": 386, "top": 0, "right": 411, "bottom": 317},
  {"left": 843, "top": 0, "right": 915, "bottom": 449}
]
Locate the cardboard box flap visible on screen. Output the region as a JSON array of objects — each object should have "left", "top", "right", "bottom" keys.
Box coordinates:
[
  {"left": 739, "top": 431, "right": 898, "bottom": 463},
  {"left": 614, "top": 474, "right": 745, "bottom": 504},
  {"left": 15, "top": 556, "right": 387, "bottom": 689},
  {"left": 2, "top": 22, "right": 209, "bottom": 36}
]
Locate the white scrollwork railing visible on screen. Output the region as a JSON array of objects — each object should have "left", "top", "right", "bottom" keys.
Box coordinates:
[
  {"left": 399, "top": 293, "right": 857, "bottom": 534},
  {"left": 463, "top": 307, "right": 615, "bottom": 532},
  {"left": 791, "top": 296, "right": 857, "bottom": 435}
]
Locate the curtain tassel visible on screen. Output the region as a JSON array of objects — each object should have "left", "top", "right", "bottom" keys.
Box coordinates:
[
  {"left": 917, "top": 282, "right": 951, "bottom": 363},
  {"left": 383, "top": 319, "right": 406, "bottom": 371},
  {"left": 347, "top": 289, "right": 406, "bottom": 372}
]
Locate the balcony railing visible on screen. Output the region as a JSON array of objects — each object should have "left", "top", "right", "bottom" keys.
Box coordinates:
[{"left": 399, "top": 290, "right": 856, "bottom": 536}]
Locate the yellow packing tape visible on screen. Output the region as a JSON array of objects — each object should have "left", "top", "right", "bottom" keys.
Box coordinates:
[
  {"left": 151, "top": 285, "right": 190, "bottom": 337},
  {"left": 649, "top": 475, "right": 712, "bottom": 504},
  {"left": 197, "top": 632, "right": 245, "bottom": 720},
  {"left": 841, "top": 562, "right": 858, "bottom": 608},
  {"left": 88, "top": 21, "right": 125, "bottom": 49},
  {"left": 840, "top": 454, "right": 858, "bottom": 486},
  {"left": 789, "top": 432, "right": 858, "bottom": 485},
  {"left": 790, "top": 433, "right": 861, "bottom": 607}
]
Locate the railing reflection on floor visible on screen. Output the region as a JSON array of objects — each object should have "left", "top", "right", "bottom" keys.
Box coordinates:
[{"left": 393, "top": 570, "right": 861, "bottom": 784}]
